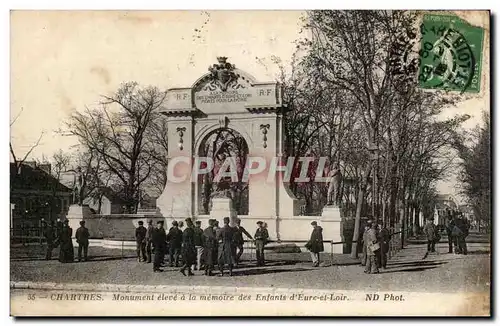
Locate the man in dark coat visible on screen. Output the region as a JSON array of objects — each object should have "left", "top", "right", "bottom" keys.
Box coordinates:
[
  {"left": 151, "top": 220, "right": 167, "bottom": 272},
  {"left": 377, "top": 224, "right": 391, "bottom": 269},
  {"left": 193, "top": 220, "right": 204, "bottom": 271},
  {"left": 75, "top": 220, "right": 90, "bottom": 262},
  {"left": 217, "top": 217, "right": 235, "bottom": 276},
  {"left": 445, "top": 212, "right": 455, "bottom": 253},
  {"left": 145, "top": 219, "right": 154, "bottom": 263},
  {"left": 167, "top": 221, "right": 183, "bottom": 267},
  {"left": 254, "top": 221, "right": 269, "bottom": 267},
  {"left": 42, "top": 221, "right": 56, "bottom": 260},
  {"left": 135, "top": 221, "right": 147, "bottom": 262},
  {"left": 58, "top": 220, "right": 74, "bottom": 263},
  {"left": 423, "top": 218, "right": 438, "bottom": 258},
  {"left": 454, "top": 217, "right": 469, "bottom": 255},
  {"left": 360, "top": 224, "right": 370, "bottom": 266},
  {"left": 202, "top": 219, "right": 217, "bottom": 276},
  {"left": 180, "top": 218, "right": 196, "bottom": 276},
  {"left": 364, "top": 221, "right": 379, "bottom": 274},
  {"left": 233, "top": 218, "right": 253, "bottom": 266},
  {"left": 305, "top": 221, "right": 324, "bottom": 267}
]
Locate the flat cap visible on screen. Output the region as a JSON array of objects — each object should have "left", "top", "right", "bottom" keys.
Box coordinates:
[
  {"left": 311, "top": 221, "right": 317, "bottom": 226},
  {"left": 138, "top": 221, "right": 144, "bottom": 225},
  {"left": 257, "top": 221, "right": 263, "bottom": 225},
  {"left": 172, "top": 220, "right": 178, "bottom": 226}
]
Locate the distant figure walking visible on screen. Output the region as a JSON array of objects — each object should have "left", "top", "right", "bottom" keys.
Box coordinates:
[
  {"left": 167, "top": 221, "right": 183, "bottom": 267},
  {"left": 377, "top": 224, "right": 391, "bottom": 269},
  {"left": 202, "top": 219, "right": 217, "bottom": 276},
  {"left": 152, "top": 221, "right": 167, "bottom": 272},
  {"left": 233, "top": 218, "right": 253, "bottom": 265},
  {"left": 193, "top": 220, "right": 204, "bottom": 271},
  {"left": 180, "top": 218, "right": 196, "bottom": 276},
  {"left": 453, "top": 217, "right": 469, "bottom": 255},
  {"left": 42, "top": 220, "right": 56, "bottom": 260},
  {"left": 135, "top": 221, "right": 147, "bottom": 262},
  {"left": 445, "top": 214, "right": 455, "bottom": 253},
  {"left": 363, "top": 221, "right": 379, "bottom": 274},
  {"left": 145, "top": 219, "right": 154, "bottom": 263},
  {"left": 254, "top": 221, "right": 269, "bottom": 267},
  {"left": 75, "top": 220, "right": 90, "bottom": 262},
  {"left": 422, "top": 218, "right": 439, "bottom": 259},
  {"left": 217, "top": 217, "right": 235, "bottom": 276},
  {"left": 305, "top": 221, "right": 324, "bottom": 267},
  {"left": 58, "top": 220, "right": 74, "bottom": 263},
  {"left": 360, "top": 224, "right": 370, "bottom": 266}
]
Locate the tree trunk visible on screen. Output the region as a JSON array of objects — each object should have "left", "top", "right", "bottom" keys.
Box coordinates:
[{"left": 350, "top": 162, "right": 372, "bottom": 259}]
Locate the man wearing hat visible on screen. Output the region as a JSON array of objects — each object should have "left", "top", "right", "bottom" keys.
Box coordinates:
[
  {"left": 364, "top": 221, "right": 380, "bottom": 274},
  {"left": 180, "top": 218, "right": 196, "bottom": 276},
  {"left": 202, "top": 219, "right": 217, "bottom": 276},
  {"left": 145, "top": 219, "right": 154, "bottom": 263},
  {"left": 152, "top": 220, "right": 167, "bottom": 272},
  {"left": 75, "top": 220, "right": 90, "bottom": 262},
  {"left": 167, "top": 221, "right": 183, "bottom": 267},
  {"left": 135, "top": 221, "right": 148, "bottom": 262},
  {"left": 217, "top": 217, "right": 236, "bottom": 276},
  {"left": 423, "top": 217, "right": 438, "bottom": 259},
  {"left": 193, "top": 220, "right": 204, "bottom": 271},
  {"left": 305, "top": 221, "right": 324, "bottom": 267},
  {"left": 233, "top": 218, "right": 253, "bottom": 266},
  {"left": 254, "top": 221, "right": 269, "bottom": 266}
]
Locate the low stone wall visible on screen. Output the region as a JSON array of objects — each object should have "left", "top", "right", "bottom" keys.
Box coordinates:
[
  {"left": 84, "top": 214, "right": 164, "bottom": 241},
  {"left": 79, "top": 213, "right": 346, "bottom": 254}
]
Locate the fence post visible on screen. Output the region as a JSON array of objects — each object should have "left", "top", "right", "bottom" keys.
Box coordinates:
[
  {"left": 330, "top": 241, "right": 334, "bottom": 266},
  {"left": 122, "top": 239, "right": 124, "bottom": 258}
]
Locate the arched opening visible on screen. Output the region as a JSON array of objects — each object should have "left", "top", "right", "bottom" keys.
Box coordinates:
[{"left": 197, "top": 128, "right": 249, "bottom": 215}]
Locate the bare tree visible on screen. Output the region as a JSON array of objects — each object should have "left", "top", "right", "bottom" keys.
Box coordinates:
[
  {"left": 65, "top": 82, "right": 167, "bottom": 213},
  {"left": 10, "top": 108, "right": 44, "bottom": 175}
]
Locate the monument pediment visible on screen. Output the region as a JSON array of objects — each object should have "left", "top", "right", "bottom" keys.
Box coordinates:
[{"left": 161, "top": 57, "right": 284, "bottom": 116}]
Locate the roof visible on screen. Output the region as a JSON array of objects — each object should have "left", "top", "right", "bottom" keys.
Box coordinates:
[{"left": 10, "top": 163, "right": 71, "bottom": 193}]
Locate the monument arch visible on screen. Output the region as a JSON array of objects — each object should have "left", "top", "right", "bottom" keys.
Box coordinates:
[{"left": 156, "top": 56, "right": 342, "bottom": 250}]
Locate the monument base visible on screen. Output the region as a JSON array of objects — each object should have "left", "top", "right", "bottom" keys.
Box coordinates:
[
  {"left": 209, "top": 197, "right": 237, "bottom": 225},
  {"left": 320, "top": 205, "right": 343, "bottom": 253}
]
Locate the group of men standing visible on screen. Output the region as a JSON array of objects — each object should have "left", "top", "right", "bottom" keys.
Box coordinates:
[
  {"left": 135, "top": 217, "right": 269, "bottom": 276},
  {"left": 361, "top": 220, "right": 391, "bottom": 274},
  {"left": 42, "top": 219, "right": 90, "bottom": 263},
  {"left": 421, "top": 214, "right": 470, "bottom": 258}
]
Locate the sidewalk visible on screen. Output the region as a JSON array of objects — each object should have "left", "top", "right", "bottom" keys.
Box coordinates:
[{"left": 10, "top": 241, "right": 490, "bottom": 293}]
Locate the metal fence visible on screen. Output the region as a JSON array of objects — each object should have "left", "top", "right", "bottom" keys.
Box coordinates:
[{"left": 10, "top": 227, "right": 45, "bottom": 246}]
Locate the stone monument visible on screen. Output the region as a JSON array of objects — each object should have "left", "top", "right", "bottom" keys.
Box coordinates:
[{"left": 66, "top": 167, "right": 92, "bottom": 242}]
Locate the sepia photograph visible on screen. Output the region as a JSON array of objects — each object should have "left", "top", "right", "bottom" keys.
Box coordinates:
[{"left": 9, "top": 9, "right": 491, "bottom": 317}]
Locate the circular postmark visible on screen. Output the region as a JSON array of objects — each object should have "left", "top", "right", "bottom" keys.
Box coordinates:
[{"left": 418, "top": 28, "right": 476, "bottom": 93}]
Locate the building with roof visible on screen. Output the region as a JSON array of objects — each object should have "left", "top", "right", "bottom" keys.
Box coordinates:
[
  {"left": 10, "top": 162, "right": 72, "bottom": 229},
  {"left": 433, "top": 193, "right": 459, "bottom": 225}
]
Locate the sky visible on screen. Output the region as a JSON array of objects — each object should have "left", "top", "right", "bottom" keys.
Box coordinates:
[{"left": 9, "top": 10, "right": 490, "bottom": 200}]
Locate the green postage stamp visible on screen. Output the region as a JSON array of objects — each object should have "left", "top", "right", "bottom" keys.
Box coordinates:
[{"left": 418, "top": 14, "right": 485, "bottom": 93}]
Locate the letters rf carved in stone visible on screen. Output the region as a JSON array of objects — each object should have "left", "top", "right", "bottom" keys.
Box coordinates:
[
  {"left": 176, "top": 127, "right": 186, "bottom": 150},
  {"left": 205, "top": 57, "right": 243, "bottom": 92},
  {"left": 260, "top": 124, "right": 270, "bottom": 148}
]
